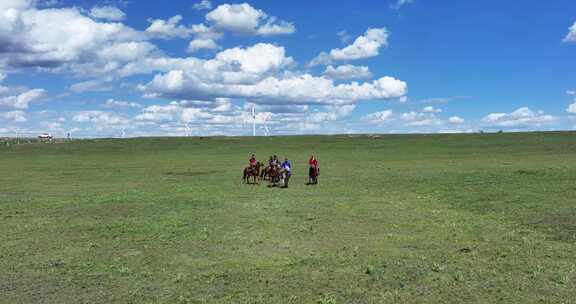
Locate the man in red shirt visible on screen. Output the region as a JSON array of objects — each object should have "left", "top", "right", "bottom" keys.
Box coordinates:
[
  {"left": 249, "top": 154, "right": 257, "bottom": 168},
  {"left": 308, "top": 155, "right": 319, "bottom": 184}
]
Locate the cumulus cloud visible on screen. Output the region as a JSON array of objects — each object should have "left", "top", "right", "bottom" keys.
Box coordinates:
[
  {"left": 134, "top": 100, "right": 245, "bottom": 126},
  {"left": 0, "top": 89, "right": 46, "bottom": 109},
  {"left": 205, "top": 3, "right": 295, "bottom": 36},
  {"left": 215, "top": 43, "right": 293, "bottom": 74},
  {"left": 0, "top": 110, "right": 27, "bottom": 122},
  {"left": 481, "top": 107, "right": 555, "bottom": 128},
  {"left": 567, "top": 102, "right": 576, "bottom": 114},
  {"left": 309, "top": 28, "right": 389, "bottom": 66},
  {"left": 73, "top": 111, "right": 129, "bottom": 125},
  {"left": 145, "top": 70, "right": 407, "bottom": 106},
  {"left": 188, "top": 38, "right": 220, "bottom": 53},
  {"left": 448, "top": 116, "right": 465, "bottom": 124},
  {"left": 248, "top": 104, "right": 309, "bottom": 114},
  {"left": 120, "top": 43, "right": 295, "bottom": 83},
  {"left": 422, "top": 106, "right": 442, "bottom": 113},
  {"left": 38, "top": 0, "right": 61, "bottom": 8},
  {"left": 563, "top": 22, "right": 576, "bottom": 43},
  {"left": 145, "top": 15, "right": 195, "bottom": 39},
  {"left": 146, "top": 3, "right": 294, "bottom": 44},
  {"left": 361, "top": 110, "right": 393, "bottom": 123},
  {"left": 308, "top": 105, "right": 356, "bottom": 123},
  {"left": 324, "top": 65, "right": 372, "bottom": 80},
  {"left": 103, "top": 98, "right": 142, "bottom": 109},
  {"left": 401, "top": 111, "right": 442, "bottom": 127},
  {"left": 337, "top": 30, "right": 353, "bottom": 44},
  {"left": 69, "top": 79, "right": 113, "bottom": 93},
  {"left": 134, "top": 43, "right": 407, "bottom": 105},
  {"left": 0, "top": 0, "right": 35, "bottom": 10},
  {"left": 0, "top": 2, "right": 155, "bottom": 75},
  {"left": 193, "top": 0, "right": 212, "bottom": 10},
  {"left": 391, "top": 0, "right": 414, "bottom": 9},
  {"left": 89, "top": 6, "right": 125, "bottom": 21}
]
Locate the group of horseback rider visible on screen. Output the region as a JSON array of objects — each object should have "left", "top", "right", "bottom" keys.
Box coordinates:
[{"left": 243, "top": 154, "right": 319, "bottom": 186}]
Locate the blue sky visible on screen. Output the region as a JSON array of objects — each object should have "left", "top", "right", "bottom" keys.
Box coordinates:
[{"left": 1, "top": 0, "right": 576, "bottom": 137}]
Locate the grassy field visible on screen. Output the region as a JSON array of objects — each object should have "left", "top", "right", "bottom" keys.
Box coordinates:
[{"left": 1, "top": 132, "right": 575, "bottom": 303}]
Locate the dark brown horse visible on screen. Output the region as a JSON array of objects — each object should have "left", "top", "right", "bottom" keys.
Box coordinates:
[
  {"left": 243, "top": 162, "right": 263, "bottom": 184},
  {"left": 308, "top": 166, "right": 319, "bottom": 185},
  {"left": 260, "top": 165, "right": 271, "bottom": 180},
  {"left": 268, "top": 165, "right": 281, "bottom": 187}
]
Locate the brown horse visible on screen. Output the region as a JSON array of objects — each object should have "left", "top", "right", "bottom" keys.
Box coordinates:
[
  {"left": 308, "top": 166, "right": 319, "bottom": 185},
  {"left": 243, "top": 162, "right": 263, "bottom": 184},
  {"left": 260, "top": 165, "right": 271, "bottom": 180},
  {"left": 268, "top": 165, "right": 282, "bottom": 187}
]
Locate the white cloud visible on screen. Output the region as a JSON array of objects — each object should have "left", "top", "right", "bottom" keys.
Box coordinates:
[
  {"left": 103, "top": 98, "right": 142, "bottom": 109},
  {"left": 193, "top": 0, "right": 212, "bottom": 10},
  {"left": 73, "top": 111, "right": 129, "bottom": 125},
  {"left": 0, "top": 3, "right": 155, "bottom": 76},
  {"left": 145, "top": 15, "right": 194, "bottom": 39},
  {"left": 563, "top": 22, "right": 576, "bottom": 43},
  {"left": 205, "top": 3, "right": 295, "bottom": 36},
  {"left": 0, "top": 89, "right": 46, "bottom": 109},
  {"left": 136, "top": 43, "right": 406, "bottom": 105},
  {"left": 134, "top": 103, "right": 181, "bottom": 123},
  {"left": 482, "top": 113, "right": 506, "bottom": 123},
  {"left": 448, "top": 116, "right": 465, "bottom": 124},
  {"left": 187, "top": 38, "right": 220, "bottom": 53},
  {"left": 391, "top": 0, "right": 414, "bottom": 9},
  {"left": 324, "top": 65, "right": 372, "bottom": 80},
  {"left": 69, "top": 79, "right": 113, "bottom": 93},
  {"left": 567, "top": 102, "right": 576, "bottom": 114},
  {"left": 308, "top": 105, "right": 356, "bottom": 123},
  {"left": 89, "top": 6, "right": 125, "bottom": 21},
  {"left": 0, "top": 0, "right": 35, "bottom": 10},
  {"left": 248, "top": 104, "right": 309, "bottom": 114},
  {"left": 133, "top": 100, "right": 244, "bottom": 126},
  {"left": 337, "top": 30, "right": 353, "bottom": 44},
  {"left": 309, "top": 28, "right": 389, "bottom": 66},
  {"left": 215, "top": 43, "right": 293, "bottom": 74},
  {"left": 401, "top": 111, "right": 442, "bottom": 127},
  {"left": 361, "top": 110, "right": 393, "bottom": 123},
  {"left": 145, "top": 71, "right": 407, "bottom": 106},
  {"left": 422, "top": 106, "right": 442, "bottom": 113},
  {"left": 481, "top": 107, "right": 555, "bottom": 128},
  {"left": 38, "top": 0, "right": 61, "bottom": 8},
  {"left": 120, "top": 43, "right": 294, "bottom": 82},
  {"left": 0, "top": 110, "right": 27, "bottom": 122},
  {"left": 145, "top": 16, "right": 223, "bottom": 42},
  {"left": 256, "top": 18, "right": 296, "bottom": 36}
]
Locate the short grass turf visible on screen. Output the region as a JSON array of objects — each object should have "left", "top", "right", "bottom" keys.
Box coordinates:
[{"left": 1, "top": 132, "right": 575, "bottom": 303}]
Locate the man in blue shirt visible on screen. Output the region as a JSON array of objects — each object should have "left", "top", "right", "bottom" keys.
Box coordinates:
[
  {"left": 281, "top": 158, "right": 291, "bottom": 174},
  {"left": 280, "top": 157, "right": 292, "bottom": 188}
]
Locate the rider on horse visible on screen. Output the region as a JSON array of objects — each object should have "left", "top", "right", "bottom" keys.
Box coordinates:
[
  {"left": 309, "top": 155, "right": 318, "bottom": 171},
  {"left": 249, "top": 154, "right": 257, "bottom": 168},
  {"left": 308, "top": 155, "right": 319, "bottom": 184},
  {"left": 281, "top": 157, "right": 292, "bottom": 175}
]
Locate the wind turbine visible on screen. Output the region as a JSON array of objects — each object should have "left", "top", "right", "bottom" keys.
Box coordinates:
[
  {"left": 181, "top": 123, "right": 192, "bottom": 137},
  {"left": 261, "top": 113, "right": 271, "bottom": 137}
]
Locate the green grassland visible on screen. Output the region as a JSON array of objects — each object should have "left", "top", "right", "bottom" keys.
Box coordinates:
[{"left": 1, "top": 132, "right": 575, "bottom": 303}]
